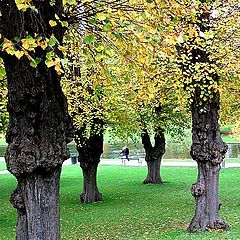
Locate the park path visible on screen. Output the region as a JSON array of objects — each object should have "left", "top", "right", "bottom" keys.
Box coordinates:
[
  {"left": 0, "top": 170, "right": 9, "bottom": 175},
  {"left": 0, "top": 158, "right": 240, "bottom": 175},
  {"left": 100, "top": 159, "right": 240, "bottom": 168}
]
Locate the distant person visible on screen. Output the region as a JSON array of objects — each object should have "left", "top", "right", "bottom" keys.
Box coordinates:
[{"left": 120, "top": 146, "right": 129, "bottom": 161}]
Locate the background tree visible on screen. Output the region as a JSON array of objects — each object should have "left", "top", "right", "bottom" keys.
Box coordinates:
[
  {"left": 62, "top": 32, "right": 107, "bottom": 203},
  {"left": 62, "top": 0, "right": 143, "bottom": 203},
  {"left": 101, "top": 6, "right": 190, "bottom": 184}
]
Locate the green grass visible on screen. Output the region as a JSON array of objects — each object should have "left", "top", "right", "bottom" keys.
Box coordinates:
[
  {"left": 0, "top": 138, "right": 6, "bottom": 145},
  {"left": 220, "top": 124, "right": 235, "bottom": 133},
  {"left": 0, "top": 161, "right": 6, "bottom": 171},
  {"left": 0, "top": 166, "right": 240, "bottom": 239},
  {"left": 222, "top": 136, "right": 240, "bottom": 143}
]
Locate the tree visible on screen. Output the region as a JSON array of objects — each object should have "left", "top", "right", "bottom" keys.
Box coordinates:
[
  {"left": 62, "top": 0, "right": 143, "bottom": 203},
  {"left": 0, "top": 1, "right": 72, "bottom": 239},
  {"left": 172, "top": 0, "right": 240, "bottom": 232},
  {"left": 105, "top": 3, "right": 190, "bottom": 184},
  {"left": 62, "top": 33, "right": 105, "bottom": 203}
]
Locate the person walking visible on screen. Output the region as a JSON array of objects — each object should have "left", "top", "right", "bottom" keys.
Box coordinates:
[{"left": 120, "top": 146, "right": 129, "bottom": 161}]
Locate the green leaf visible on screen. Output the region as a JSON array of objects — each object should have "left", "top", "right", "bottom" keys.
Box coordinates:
[
  {"left": 0, "top": 67, "right": 6, "bottom": 78},
  {"left": 84, "top": 35, "right": 95, "bottom": 45},
  {"left": 65, "top": 35, "right": 72, "bottom": 41},
  {"left": 30, "top": 57, "right": 42, "bottom": 68},
  {"left": 102, "top": 23, "right": 111, "bottom": 31},
  {"left": 61, "top": 21, "right": 69, "bottom": 28},
  {"left": 14, "top": 37, "right": 20, "bottom": 43},
  {"left": 66, "top": 0, "right": 76, "bottom": 5},
  {"left": 89, "top": 19, "right": 97, "bottom": 25},
  {"left": 46, "top": 51, "right": 53, "bottom": 59},
  {"left": 48, "top": 35, "right": 58, "bottom": 48}
]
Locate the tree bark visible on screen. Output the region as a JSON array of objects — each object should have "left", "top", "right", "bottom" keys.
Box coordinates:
[
  {"left": 141, "top": 129, "right": 165, "bottom": 184},
  {"left": 76, "top": 120, "right": 103, "bottom": 203},
  {"left": 10, "top": 185, "right": 28, "bottom": 240},
  {"left": 0, "top": 1, "right": 72, "bottom": 239},
  {"left": 80, "top": 163, "right": 102, "bottom": 203},
  {"left": 11, "top": 169, "right": 62, "bottom": 239},
  {"left": 176, "top": 3, "right": 229, "bottom": 231},
  {"left": 188, "top": 89, "right": 229, "bottom": 232}
]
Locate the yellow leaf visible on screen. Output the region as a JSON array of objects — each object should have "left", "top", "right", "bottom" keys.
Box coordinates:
[
  {"left": 22, "top": 37, "right": 37, "bottom": 51},
  {"left": 2, "top": 39, "right": 14, "bottom": 51},
  {"left": 45, "top": 59, "right": 55, "bottom": 68},
  {"left": 49, "top": 20, "right": 57, "bottom": 27},
  {"left": 58, "top": 45, "right": 67, "bottom": 52},
  {"left": 95, "top": 45, "right": 104, "bottom": 52},
  {"left": 96, "top": 12, "right": 107, "bottom": 21},
  {"left": 14, "top": 51, "right": 25, "bottom": 59}
]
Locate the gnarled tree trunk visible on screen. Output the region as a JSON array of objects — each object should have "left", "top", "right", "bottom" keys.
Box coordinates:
[
  {"left": 0, "top": 1, "right": 72, "bottom": 239},
  {"left": 176, "top": 3, "right": 229, "bottom": 230},
  {"left": 141, "top": 129, "right": 165, "bottom": 184},
  {"left": 76, "top": 120, "right": 103, "bottom": 203},
  {"left": 188, "top": 89, "right": 229, "bottom": 232}
]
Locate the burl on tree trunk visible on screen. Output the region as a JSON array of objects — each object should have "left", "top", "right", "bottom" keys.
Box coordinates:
[
  {"left": 188, "top": 90, "right": 229, "bottom": 232},
  {"left": 141, "top": 129, "right": 165, "bottom": 184},
  {"left": 0, "top": 1, "right": 72, "bottom": 239},
  {"left": 76, "top": 121, "right": 103, "bottom": 203}
]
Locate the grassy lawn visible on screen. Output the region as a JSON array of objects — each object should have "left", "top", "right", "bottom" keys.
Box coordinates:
[
  {"left": 0, "top": 161, "right": 6, "bottom": 171},
  {"left": 0, "top": 138, "right": 6, "bottom": 145},
  {"left": 222, "top": 136, "right": 240, "bottom": 143},
  {"left": 0, "top": 166, "right": 240, "bottom": 240}
]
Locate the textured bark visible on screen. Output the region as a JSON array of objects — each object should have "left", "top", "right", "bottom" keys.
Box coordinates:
[
  {"left": 10, "top": 185, "right": 28, "bottom": 240},
  {"left": 188, "top": 90, "right": 229, "bottom": 232},
  {"left": 0, "top": 1, "right": 72, "bottom": 239},
  {"left": 176, "top": 3, "right": 229, "bottom": 231},
  {"left": 11, "top": 169, "right": 62, "bottom": 239},
  {"left": 142, "top": 129, "right": 165, "bottom": 184},
  {"left": 80, "top": 163, "right": 103, "bottom": 203},
  {"left": 76, "top": 120, "right": 103, "bottom": 203}
]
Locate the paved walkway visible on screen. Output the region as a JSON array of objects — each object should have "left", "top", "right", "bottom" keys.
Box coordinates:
[
  {"left": 100, "top": 159, "right": 240, "bottom": 168},
  {"left": 0, "top": 170, "right": 9, "bottom": 175},
  {"left": 1, "top": 158, "right": 240, "bottom": 175}
]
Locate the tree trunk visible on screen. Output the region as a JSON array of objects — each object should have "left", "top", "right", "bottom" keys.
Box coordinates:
[
  {"left": 188, "top": 90, "right": 229, "bottom": 232},
  {"left": 0, "top": 2, "right": 72, "bottom": 238},
  {"left": 144, "top": 160, "right": 163, "bottom": 184},
  {"left": 11, "top": 168, "right": 62, "bottom": 239},
  {"left": 80, "top": 163, "right": 103, "bottom": 203},
  {"left": 76, "top": 121, "right": 104, "bottom": 203},
  {"left": 4, "top": 58, "right": 71, "bottom": 239},
  {"left": 176, "top": 5, "right": 229, "bottom": 230},
  {"left": 142, "top": 129, "right": 165, "bottom": 184}
]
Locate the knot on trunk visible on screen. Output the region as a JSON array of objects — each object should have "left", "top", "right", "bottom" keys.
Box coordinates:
[
  {"left": 191, "top": 144, "right": 208, "bottom": 162},
  {"left": 214, "top": 219, "right": 230, "bottom": 230},
  {"left": 191, "top": 183, "right": 205, "bottom": 197},
  {"left": 10, "top": 186, "right": 25, "bottom": 213},
  {"left": 209, "top": 141, "right": 228, "bottom": 165},
  {"left": 191, "top": 141, "right": 228, "bottom": 164},
  {"left": 6, "top": 139, "right": 69, "bottom": 176}
]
